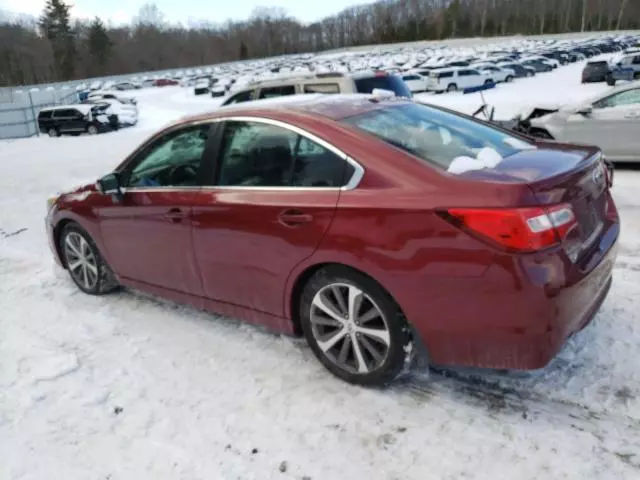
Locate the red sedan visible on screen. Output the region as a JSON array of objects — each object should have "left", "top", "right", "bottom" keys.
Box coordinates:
[{"left": 46, "top": 94, "right": 619, "bottom": 386}]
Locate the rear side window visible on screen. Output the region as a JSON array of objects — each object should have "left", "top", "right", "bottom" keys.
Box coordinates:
[
  {"left": 39, "top": 110, "right": 53, "bottom": 120},
  {"left": 304, "top": 83, "right": 340, "bottom": 94},
  {"left": 54, "top": 109, "right": 81, "bottom": 117},
  {"left": 217, "top": 121, "right": 353, "bottom": 188},
  {"left": 342, "top": 103, "right": 534, "bottom": 171},
  {"left": 402, "top": 75, "right": 421, "bottom": 81},
  {"left": 354, "top": 75, "right": 412, "bottom": 98},
  {"left": 258, "top": 85, "right": 295, "bottom": 99},
  {"left": 433, "top": 71, "right": 453, "bottom": 79}
]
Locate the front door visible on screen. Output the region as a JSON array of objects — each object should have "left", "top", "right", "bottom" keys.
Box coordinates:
[
  {"left": 98, "top": 123, "right": 214, "bottom": 295},
  {"left": 191, "top": 118, "right": 355, "bottom": 318}
]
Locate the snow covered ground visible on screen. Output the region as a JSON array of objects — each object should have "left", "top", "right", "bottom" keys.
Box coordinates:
[{"left": 2, "top": 59, "right": 640, "bottom": 480}]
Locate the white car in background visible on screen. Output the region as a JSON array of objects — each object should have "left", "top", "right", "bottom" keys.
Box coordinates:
[
  {"left": 400, "top": 72, "right": 428, "bottom": 93},
  {"left": 427, "top": 67, "right": 495, "bottom": 93},
  {"left": 473, "top": 64, "right": 516, "bottom": 83},
  {"left": 85, "top": 98, "right": 138, "bottom": 126},
  {"left": 525, "top": 81, "right": 640, "bottom": 162}
]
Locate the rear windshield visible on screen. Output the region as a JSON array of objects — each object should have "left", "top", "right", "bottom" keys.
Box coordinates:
[
  {"left": 354, "top": 75, "right": 412, "bottom": 98},
  {"left": 342, "top": 103, "right": 535, "bottom": 170}
]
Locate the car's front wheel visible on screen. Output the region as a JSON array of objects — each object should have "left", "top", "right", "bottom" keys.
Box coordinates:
[
  {"left": 60, "top": 223, "right": 119, "bottom": 295},
  {"left": 87, "top": 125, "right": 99, "bottom": 135},
  {"left": 300, "top": 266, "right": 412, "bottom": 386},
  {"left": 48, "top": 128, "right": 59, "bottom": 138}
]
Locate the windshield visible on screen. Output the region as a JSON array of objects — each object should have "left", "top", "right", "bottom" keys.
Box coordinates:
[
  {"left": 354, "top": 75, "right": 412, "bottom": 98},
  {"left": 342, "top": 103, "right": 535, "bottom": 170}
]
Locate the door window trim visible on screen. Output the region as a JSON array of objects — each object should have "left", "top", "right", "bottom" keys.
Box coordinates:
[{"left": 208, "top": 115, "right": 364, "bottom": 191}]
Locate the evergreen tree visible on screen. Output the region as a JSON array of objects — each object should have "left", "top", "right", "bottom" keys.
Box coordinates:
[
  {"left": 239, "top": 41, "right": 249, "bottom": 60},
  {"left": 87, "top": 17, "right": 112, "bottom": 74},
  {"left": 39, "top": 0, "right": 76, "bottom": 80}
]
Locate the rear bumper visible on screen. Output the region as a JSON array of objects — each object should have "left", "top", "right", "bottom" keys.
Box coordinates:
[{"left": 407, "top": 221, "right": 619, "bottom": 371}]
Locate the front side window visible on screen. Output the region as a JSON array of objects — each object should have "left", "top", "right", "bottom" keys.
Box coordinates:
[
  {"left": 126, "top": 125, "right": 210, "bottom": 188},
  {"left": 594, "top": 88, "right": 640, "bottom": 109},
  {"left": 217, "top": 121, "right": 352, "bottom": 188},
  {"left": 343, "top": 103, "right": 535, "bottom": 170}
]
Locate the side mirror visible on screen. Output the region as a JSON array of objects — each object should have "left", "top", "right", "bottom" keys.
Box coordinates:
[
  {"left": 96, "top": 173, "right": 123, "bottom": 201},
  {"left": 576, "top": 106, "right": 592, "bottom": 116}
]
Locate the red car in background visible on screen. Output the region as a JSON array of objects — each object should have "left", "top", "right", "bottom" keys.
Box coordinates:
[
  {"left": 153, "top": 78, "right": 180, "bottom": 87},
  {"left": 45, "top": 94, "right": 619, "bottom": 386}
]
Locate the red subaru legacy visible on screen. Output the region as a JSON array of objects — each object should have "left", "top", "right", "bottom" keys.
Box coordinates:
[{"left": 46, "top": 94, "right": 619, "bottom": 386}]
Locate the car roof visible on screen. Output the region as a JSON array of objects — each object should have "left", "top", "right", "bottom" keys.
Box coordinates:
[
  {"left": 40, "top": 104, "right": 92, "bottom": 114},
  {"left": 178, "top": 94, "right": 411, "bottom": 125}
]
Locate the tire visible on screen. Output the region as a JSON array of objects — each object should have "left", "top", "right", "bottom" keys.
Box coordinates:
[
  {"left": 505, "top": 75, "right": 514, "bottom": 83},
  {"left": 484, "top": 79, "right": 493, "bottom": 85},
  {"left": 59, "top": 223, "right": 120, "bottom": 295},
  {"left": 527, "top": 71, "right": 534, "bottom": 77},
  {"left": 87, "top": 125, "right": 99, "bottom": 135},
  {"left": 48, "top": 128, "right": 59, "bottom": 138},
  {"left": 634, "top": 72, "right": 640, "bottom": 80},
  {"left": 446, "top": 83, "right": 457, "bottom": 92},
  {"left": 299, "top": 266, "right": 413, "bottom": 386}
]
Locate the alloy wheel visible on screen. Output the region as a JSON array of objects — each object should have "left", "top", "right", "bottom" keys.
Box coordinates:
[
  {"left": 309, "top": 283, "right": 390, "bottom": 375},
  {"left": 64, "top": 232, "right": 99, "bottom": 290}
]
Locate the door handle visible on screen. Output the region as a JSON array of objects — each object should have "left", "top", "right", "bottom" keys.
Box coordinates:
[
  {"left": 164, "top": 208, "right": 185, "bottom": 223},
  {"left": 278, "top": 210, "right": 313, "bottom": 227}
]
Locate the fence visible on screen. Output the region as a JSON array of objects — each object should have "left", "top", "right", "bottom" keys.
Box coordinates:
[{"left": 0, "top": 88, "right": 82, "bottom": 140}]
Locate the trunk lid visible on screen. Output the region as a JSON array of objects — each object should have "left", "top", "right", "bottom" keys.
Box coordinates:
[{"left": 460, "top": 144, "right": 608, "bottom": 250}]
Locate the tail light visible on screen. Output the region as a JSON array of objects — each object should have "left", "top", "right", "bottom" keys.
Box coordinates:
[{"left": 442, "top": 204, "right": 577, "bottom": 252}]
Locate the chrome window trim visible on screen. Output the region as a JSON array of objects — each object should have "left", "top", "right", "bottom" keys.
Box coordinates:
[{"left": 212, "top": 115, "right": 365, "bottom": 191}]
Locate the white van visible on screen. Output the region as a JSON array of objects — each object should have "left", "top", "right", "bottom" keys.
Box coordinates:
[{"left": 427, "top": 67, "right": 495, "bottom": 93}]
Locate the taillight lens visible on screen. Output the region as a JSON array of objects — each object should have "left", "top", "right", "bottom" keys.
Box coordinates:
[{"left": 443, "top": 204, "right": 577, "bottom": 252}]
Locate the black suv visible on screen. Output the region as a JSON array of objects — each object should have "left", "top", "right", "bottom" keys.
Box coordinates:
[{"left": 38, "top": 105, "right": 118, "bottom": 137}]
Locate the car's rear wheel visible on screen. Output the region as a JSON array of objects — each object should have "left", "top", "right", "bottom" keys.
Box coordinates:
[
  {"left": 87, "top": 125, "right": 99, "bottom": 135},
  {"left": 48, "top": 128, "right": 59, "bottom": 138},
  {"left": 60, "top": 223, "right": 119, "bottom": 295},
  {"left": 527, "top": 71, "right": 534, "bottom": 77},
  {"left": 505, "top": 75, "right": 514, "bottom": 83},
  {"left": 300, "top": 266, "right": 412, "bottom": 386},
  {"left": 446, "top": 83, "right": 457, "bottom": 92}
]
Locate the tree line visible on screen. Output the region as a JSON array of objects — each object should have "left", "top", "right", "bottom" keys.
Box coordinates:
[{"left": 0, "top": 0, "right": 638, "bottom": 87}]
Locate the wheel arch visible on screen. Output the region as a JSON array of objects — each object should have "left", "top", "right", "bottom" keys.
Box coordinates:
[
  {"left": 53, "top": 218, "right": 76, "bottom": 268},
  {"left": 286, "top": 261, "right": 407, "bottom": 337}
]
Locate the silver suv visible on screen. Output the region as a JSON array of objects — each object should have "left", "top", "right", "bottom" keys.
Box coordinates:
[{"left": 219, "top": 71, "right": 412, "bottom": 106}]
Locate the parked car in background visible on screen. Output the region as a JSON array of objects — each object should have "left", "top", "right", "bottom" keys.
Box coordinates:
[
  {"left": 497, "top": 62, "right": 535, "bottom": 78},
  {"left": 606, "top": 53, "right": 640, "bottom": 85},
  {"left": 153, "top": 78, "right": 180, "bottom": 87},
  {"left": 520, "top": 58, "right": 553, "bottom": 73},
  {"left": 194, "top": 76, "right": 213, "bottom": 95},
  {"left": 84, "top": 98, "right": 139, "bottom": 126},
  {"left": 474, "top": 64, "right": 515, "bottom": 83},
  {"left": 38, "top": 105, "right": 118, "bottom": 137},
  {"left": 427, "top": 67, "right": 494, "bottom": 93},
  {"left": 581, "top": 61, "right": 610, "bottom": 83},
  {"left": 220, "top": 71, "right": 412, "bottom": 107},
  {"left": 113, "top": 82, "right": 142, "bottom": 91},
  {"left": 523, "top": 81, "right": 640, "bottom": 162},
  {"left": 45, "top": 94, "right": 619, "bottom": 386},
  {"left": 88, "top": 91, "right": 137, "bottom": 106},
  {"left": 401, "top": 73, "right": 428, "bottom": 92}
]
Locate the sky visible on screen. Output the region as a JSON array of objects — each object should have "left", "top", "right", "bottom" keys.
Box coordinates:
[{"left": 0, "top": 0, "right": 369, "bottom": 24}]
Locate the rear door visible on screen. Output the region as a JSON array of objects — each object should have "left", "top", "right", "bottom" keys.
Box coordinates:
[{"left": 191, "top": 117, "right": 358, "bottom": 318}]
